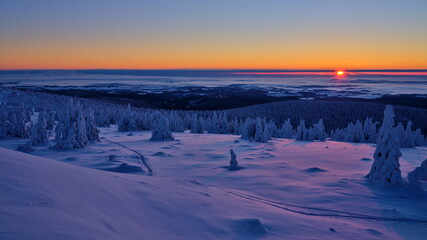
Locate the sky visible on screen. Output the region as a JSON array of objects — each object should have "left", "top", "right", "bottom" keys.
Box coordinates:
[{"left": 0, "top": 0, "right": 426, "bottom": 70}]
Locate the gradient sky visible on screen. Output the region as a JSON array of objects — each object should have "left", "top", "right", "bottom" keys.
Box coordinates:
[{"left": 1, "top": 0, "right": 426, "bottom": 70}]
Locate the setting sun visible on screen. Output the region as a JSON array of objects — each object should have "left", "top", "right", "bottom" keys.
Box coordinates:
[{"left": 336, "top": 71, "right": 345, "bottom": 76}]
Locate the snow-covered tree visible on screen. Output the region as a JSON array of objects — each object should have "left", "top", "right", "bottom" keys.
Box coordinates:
[
  {"left": 76, "top": 109, "right": 88, "bottom": 147},
  {"left": 229, "top": 118, "right": 240, "bottom": 135},
  {"left": 14, "top": 110, "right": 30, "bottom": 138},
  {"left": 150, "top": 118, "right": 175, "bottom": 141},
  {"left": 403, "top": 121, "right": 415, "bottom": 148},
  {"left": 261, "top": 124, "right": 271, "bottom": 143},
  {"left": 29, "top": 111, "right": 49, "bottom": 146},
  {"left": 208, "top": 112, "right": 220, "bottom": 134},
  {"left": 241, "top": 118, "right": 256, "bottom": 140},
  {"left": 367, "top": 105, "right": 403, "bottom": 186},
  {"left": 295, "top": 120, "right": 307, "bottom": 140},
  {"left": 54, "top": 100, "right": 89, "bottom": 150},
  {"left": 312, "top": 119, "right": 326, "bottom": 141},
  {"left": 219, "top": 113, "right": 229, "bottom": 134},
  {"left": 413, "top": 129, "right": 426, "bottom": 146},
  {"left": 353, "top": 120, "right": 364, "bottom": 142},
  {"left": 85, "top": 108, "right": 100, "bottom": 142},
  {"left": 407, "top": 159, "right": 427, "bottom": 187},
  {"left": 229, "top": 149, "right": 239, "bottom": 171},
  {"left": 118, "top": 103, "right": 137, "bottom": 131},
  {"left": 253, "top": 118, "right": 264, "bottom": 142},
  {"left": 363, "top": 117, "right": 378, "bottom": 143},
  {"left": 278, "top": 118, "right": 293, "bottom": 139},
  {"left": 343, "top": 122, "right": 356, "bottom": 142},
  {"left": 190, "top": 115, "right": 204, "bottom": 134}
]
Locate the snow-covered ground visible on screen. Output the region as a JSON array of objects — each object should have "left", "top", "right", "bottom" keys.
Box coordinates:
[{"left": 1, "top": 127, "right": 427, "bottom": 239}]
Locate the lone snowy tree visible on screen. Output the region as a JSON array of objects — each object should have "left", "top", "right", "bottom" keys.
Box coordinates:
[
  {"left": 29, "top": 111, "right": 49, "bottom": 146},
  {"left": 229, "top": 149, "right": 240, "bottom": 171},
  {"left": 367, "top": 105, "right": 403, "bottom": 186},
  {"left": 150, "top": 118, "right": 175, "bottom": 141},
  {"left": 407, "top": 159, "right": 427, "bottom": 188}
]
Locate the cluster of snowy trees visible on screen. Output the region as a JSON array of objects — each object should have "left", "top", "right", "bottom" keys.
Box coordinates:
[
  {"left": 54, "top": 99, "right": 100, "bottom": 150},
  {"left": 367, "top": 105, "right": 427, "bottom": 189},
  {"left": 1, "top": 87, "right": 426, "bottom": 148},
  {"left": 224, "top": 100, "right": 427, "bottom": 136},
  {"left": 329, "top": 118, "right": 425, "bottom": 147},
  {"left": 0, "top": 103, "right": 31, "bottom": 139}
]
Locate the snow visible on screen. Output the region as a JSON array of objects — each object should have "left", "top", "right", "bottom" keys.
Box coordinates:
[{"left": 1, "top": 127, "right": 427, "bottom": 239}]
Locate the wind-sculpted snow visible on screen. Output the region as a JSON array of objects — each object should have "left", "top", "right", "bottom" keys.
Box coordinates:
[{"left": 1, "top": 129, "right": 427, "bottom": 239}]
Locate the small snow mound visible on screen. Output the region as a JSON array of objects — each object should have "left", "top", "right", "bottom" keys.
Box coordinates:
[
  {"left": 304, "top": 167, "right": 327, "bottom": 173},
  {"left": 17, "top": 144, "right": 34, "bottom": 153},
  {"left": 152, "top": 151, "right": 168, "bottom": 156},
  {"left": 106, "top": 163, "right": 143, "bottom": 173},
  {"left": 233, "top": 218, "right": 268, "bottom": 238},
  {"left": 366, "top": 229, "right": 383, "bottom": 236},
  {"left": 360, "top": 158, "right": 372, "bottom": 161},
  {"left": 63, "top": 157, "right": 77, "bottom": 162},
  {"left": 188, "top": 179, "right": 202, "bottom": 185}
]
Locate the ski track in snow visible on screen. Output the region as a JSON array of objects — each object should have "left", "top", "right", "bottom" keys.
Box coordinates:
[
  {"left": 105, "top": 139, "right": 153, "bottom": 176},
  {"left": 101, "top": 138, "right": 427, "bottom": 224},
  {"left": 226, "top": 190, "right": 427, "bottom": 223}
]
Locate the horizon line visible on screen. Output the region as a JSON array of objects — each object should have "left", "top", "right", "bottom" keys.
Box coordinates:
[{"left": 1, "top": 68, "right": 427, "bottom": 72}]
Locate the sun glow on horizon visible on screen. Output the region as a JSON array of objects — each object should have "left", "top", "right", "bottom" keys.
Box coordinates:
[{"left": 336, "top": 71, "right": 345, "bottom": 76}]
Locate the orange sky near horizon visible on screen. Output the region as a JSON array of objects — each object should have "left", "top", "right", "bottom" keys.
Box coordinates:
[
  {"left": 1, "top": 1, "right": 426, "bottom": 70},
  {"left": 2, "top": 37, "right": 426, "bottom": 70}
]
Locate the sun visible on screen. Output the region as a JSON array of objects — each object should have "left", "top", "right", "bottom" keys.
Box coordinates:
[{"left": 336, "top": 71, "right": 345, "bottom": 76}]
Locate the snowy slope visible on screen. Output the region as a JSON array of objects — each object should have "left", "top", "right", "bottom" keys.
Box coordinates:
[{"left": 1, "top": 129, "right": 427, "bottom": 239}]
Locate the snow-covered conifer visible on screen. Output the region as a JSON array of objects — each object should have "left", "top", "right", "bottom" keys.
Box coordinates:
[
  {"left": 150, "top": 118, "right": 175, "bottom": 141},
  {"left": 229, "top": 118, "right": 240, "bottom": 135},
  {"left": 312, "top": 119, "right": 326, "bottom": 141},
  {"left": 363, "top": 118, "right": 378, "bottom": 143},
  {"left": 407, "top": 160, "right": 427, "bottom": 187},
  {"left": 54, "top": 100, "right": 89, "bottom": 150},
  {"left": 118, "top": 103, "right": 137, "bottom": 131},
  {"left": 85, "top": 108, "right": 100, "bottom": 142},
  {"left": 253, "top": 118, "right": 264, "bottom": 142},
  {"left": 241, "top": 118, "right": 256, "bottom": 140},
  {"left": 14, "top": 110, "right": 30, "bottom": 138},
  {"left": 190, "top": 115, "right": 204, "bottom": 134},
  {"left": 295, "top": 120, "right": 307, "bottom": 140},
  {"left": 403, "top": 121, "right": 415, "bottom": 148},
  {"left": 76, "top": 108, "right": 88, "bottom": 148},
  {"left": 413, "top": 129, "right": 426, "bottom": 146},
  {"left": 29, "top": 111, "right": 49, "bottom": 146},
  {"left": 367, "top": 105, "right": 403, "bottom": 186},
  {"left": 279, "top": 118, "right": 293, "bottom": 139},
  {"left": 208, "top": 112, "right": 220, "bottom": 134},
  {"left": 229, "top": 149, "right": 239, "bottom": 171}
]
